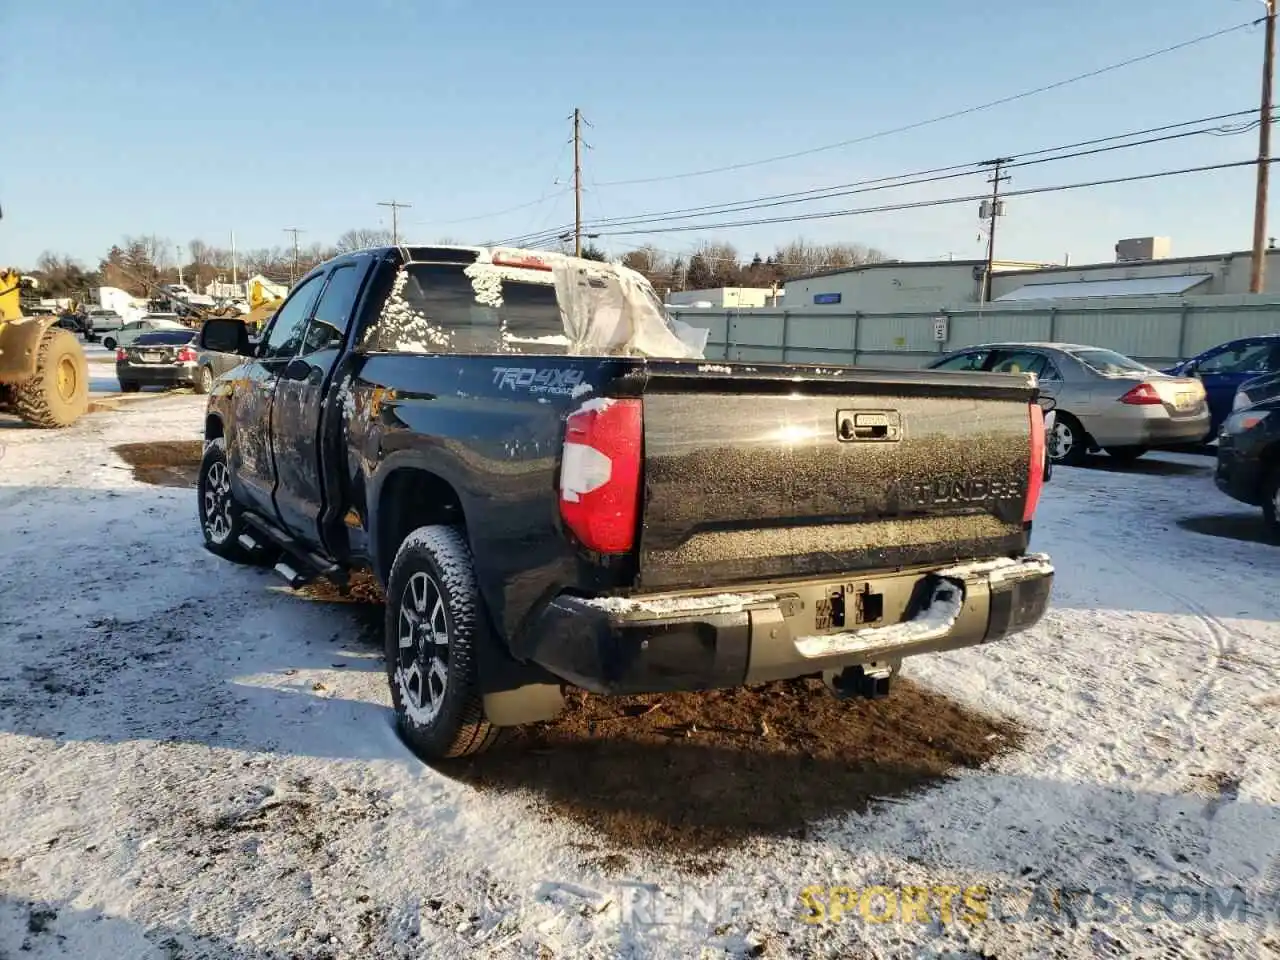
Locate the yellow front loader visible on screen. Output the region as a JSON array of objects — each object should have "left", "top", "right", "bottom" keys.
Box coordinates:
[{"left": 0, "top": 268, "right": 90, "bottom": 428}]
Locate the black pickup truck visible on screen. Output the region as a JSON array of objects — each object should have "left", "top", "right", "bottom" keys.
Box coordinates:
[{"left": 197, "top": 245, "right": 1054, "bottom": 760}]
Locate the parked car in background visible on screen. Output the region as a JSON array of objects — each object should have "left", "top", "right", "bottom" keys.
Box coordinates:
[
  {"left": 53, "top": 314, "right": 90, "bottom": 338},
  {"left": 102, "top": 316, "right": 190, "bottom": 351},
  {"left": 1215, "top": 394, "right": 1280, "bottom": 536},
  {"left": 1165, "top": 334, "right": 1280, "bottom": 435},
  {"left": 1232, "top": 368, "right": 1280, "bottom": 414},
  {"left": 115, "top": 329, "right": 199, "bottom": 393},
  {"left": 85, "top": 308, "right": 125, "bottom": 334},
  {"left": 195, "top": 337, "right": 250, "bottom": 395},
  {"left": 927, "top": 342, "right": 1209, "bottom": 465}
]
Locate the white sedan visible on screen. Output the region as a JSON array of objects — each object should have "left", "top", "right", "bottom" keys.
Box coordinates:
[{"left": 101, "top": 317, "right": 190, "bottom": 351}]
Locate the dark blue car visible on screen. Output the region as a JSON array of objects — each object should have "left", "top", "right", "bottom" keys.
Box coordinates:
[{"left": 1165, "top": 334, "right": 1280, "bottom": 435}]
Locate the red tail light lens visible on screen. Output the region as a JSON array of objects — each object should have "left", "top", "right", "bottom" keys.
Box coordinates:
[
  {"left": 1120, "top": 382, "right": 1162, "bottom": 405},
  {"left": 1024, "top": 403, "right": 1046, "bottom": 523},
  {"left": 115, "top": 348, "right": 127, "bottom": 361},
  {"left": 559, "top": 398, "right": 643, "bottom": 554},
  {"left": 176, "top": 346, "right": 197, "bottom": 362}
]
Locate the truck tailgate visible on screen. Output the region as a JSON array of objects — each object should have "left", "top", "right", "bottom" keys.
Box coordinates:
[{"left": 633, "top": 364, "right": 1037, "bottom": 592}]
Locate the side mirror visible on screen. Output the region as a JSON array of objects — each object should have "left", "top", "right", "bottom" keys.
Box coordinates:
[
  {"left": 200, "top": 317, "right": 252, "bottom": 355},
  {"left": 283, "top": 358, "right": 311, "bottom": 382}
]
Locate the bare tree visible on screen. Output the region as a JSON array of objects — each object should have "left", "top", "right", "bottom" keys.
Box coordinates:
[{"left": 335, "top": 227, "right": 393, "bottom": 253}]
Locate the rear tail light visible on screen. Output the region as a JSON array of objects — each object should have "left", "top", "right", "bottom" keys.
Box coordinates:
[
  {"left": 1024, "top": 403, "right": 1046, "bottom": 523},
  {"left": 1120, "top": 382, "right": 1162, "bottom": 405},
  {"left": 559, "top": 398, "right": 643, "bottom": 554},
  {"left": 176, "top": 346, "right": 197, "bottom": 362},
  {"left": 115, "top": 348, "right": 127, "bottom": 362}
]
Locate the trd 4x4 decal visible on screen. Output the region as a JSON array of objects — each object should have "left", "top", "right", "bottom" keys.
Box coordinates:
[{"left": 491, "top": 366, "right": 585, "bottom": 396}]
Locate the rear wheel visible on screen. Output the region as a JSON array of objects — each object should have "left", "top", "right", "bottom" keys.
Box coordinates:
[
  {"left": 12, "top": 328, "right": 90, "bottom": 428},
  {"left": 386, "top": 525, "right": 502, "bottom": 760},
  {"left": 1048, "top": 413, "right": 1089, "bottom": 466},
  {"left": 119, "top": 381, "right": 141, "bottom": 393},
  {"left": 1106, "top": 446, "right": 1148, "bottom": 463},
  {"left": 197, "top": 439, "right": 260, "bottom": 564},
  {"left": 102, "top": 337, "right": 116, "bottom": 351}
]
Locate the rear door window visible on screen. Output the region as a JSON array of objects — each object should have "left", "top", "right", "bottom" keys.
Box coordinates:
[
  {"left": 363, "top": 263, "right": 565, "bottom": 355},
  {"left": 301, "top": 263, "right": 363, "bottom": 355},
  {"left": 1198, "top": 341, "right": 1276, "bottom": 375},
  {"left": 932, "top": 349, "right": 990, "bottom": 371},
  {"left": 986, "top": 350, "right": 1050, "bottom": 377}
]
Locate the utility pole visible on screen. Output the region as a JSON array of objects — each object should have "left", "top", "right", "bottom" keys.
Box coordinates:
[
  {"left": 176, "top": 245, "right": 184, "bottom": 288},
  {"left": 569, "top": 108, "right": 593, "bottom": 258},
  {"left": 573, "top": 108, "right": 583, "bottom": 257},
  {"left": 377, "top": 200, "right": 411, "bottom": 245},
  {"left": 230, "top": 230, "right": 238, "bottom": 286},
  {"left": 980, "top": 158, "right": 1013, "bottom": 303},
  {"left": 283, "top": 227, "right": 303, "bottom": 283},
  {"left": 1251, "top": 0, "right": 1277, "bottom": 293}
]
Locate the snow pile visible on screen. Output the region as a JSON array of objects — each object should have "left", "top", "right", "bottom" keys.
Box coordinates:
[{"left": 581, "top": 592, "right": 776, "bottom": 617}]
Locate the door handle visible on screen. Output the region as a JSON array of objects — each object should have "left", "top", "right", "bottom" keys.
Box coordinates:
[{"left": 836, "top": 410, "right": 901, "bottom": 442}]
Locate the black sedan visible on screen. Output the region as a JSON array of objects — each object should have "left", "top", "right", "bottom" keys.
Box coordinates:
[
  {"left": 115, "top": 329, "right": 200, "bottom": 393},
  {"left": 1215, "top": 394, "right": 1280, "bottom": 535}
]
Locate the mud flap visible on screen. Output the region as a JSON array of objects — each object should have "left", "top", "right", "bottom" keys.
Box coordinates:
[
  {"left": 0, "top": 316, "right": 52, "bottom": 383},
  {"left": 482, "top": 684, "right": 565, "bottom": 726}
]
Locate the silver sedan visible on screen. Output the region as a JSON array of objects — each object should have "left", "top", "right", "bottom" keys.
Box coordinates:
[{"left": 927, "top": 342, "right": 1210, "bottom": 464}]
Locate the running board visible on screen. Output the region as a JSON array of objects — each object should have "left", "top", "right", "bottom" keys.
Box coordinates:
[
  {"left": 241, "top": 512, "right": 348, "bottom": 591},
  {"left": 237, "top": 533, "right": 261, "bottom": 552},
  {"left": 274, "top": 561, "right": 308, "bottom": 589}
]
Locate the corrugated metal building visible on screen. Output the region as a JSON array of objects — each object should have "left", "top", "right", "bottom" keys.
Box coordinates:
[
  {"left": 786, "top": 259, "right": 1053, "bottom": 311},
  {"left": 784, "top": 244, "right": 1280, "bottom": 312}
]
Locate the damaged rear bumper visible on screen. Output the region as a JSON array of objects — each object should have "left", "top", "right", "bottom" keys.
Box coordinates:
[{"left": 525, "top": 554, "right": 1054, "bottom": 695}]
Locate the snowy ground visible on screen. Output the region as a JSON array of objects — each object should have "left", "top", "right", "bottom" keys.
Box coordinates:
[{"left": 0, "top": 396, "right": 1277, "bottom": 959}]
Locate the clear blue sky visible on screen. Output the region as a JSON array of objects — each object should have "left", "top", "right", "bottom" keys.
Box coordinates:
[{"left": 4, "top": 0, "right": 1273, "bottom": 269}]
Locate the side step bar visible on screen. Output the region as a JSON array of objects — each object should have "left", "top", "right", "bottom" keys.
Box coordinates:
[{"left": 241, "top": 512, "right": 348, "bottom": 592}]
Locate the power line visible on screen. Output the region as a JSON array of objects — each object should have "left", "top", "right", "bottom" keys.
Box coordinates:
[
  {"left": 592, "top": 157, "right": 1275, "bottom": 237},
  {"left": 497, "top": 110, "right": 1269, "bottom": 246},
  {"left": 576, "top": 116, "right": 1264, "bottom": 234},
  {"left": 576, "top": 109, "right": 1260, "bottom": 231},
  {"left": 596, "top": 19, "right": 1262, "bottom": 187}
]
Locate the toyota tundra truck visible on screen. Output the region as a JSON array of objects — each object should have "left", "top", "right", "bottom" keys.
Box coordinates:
[{"left": 196, "top": 244, "right": 1054, "bottom": 760}]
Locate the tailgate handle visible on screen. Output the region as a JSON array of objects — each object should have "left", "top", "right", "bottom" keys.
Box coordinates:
[{"left": 837, "top": 410, "right": 900, "bottom": 442}]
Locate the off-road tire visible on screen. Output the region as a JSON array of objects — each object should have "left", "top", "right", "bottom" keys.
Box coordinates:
[
  {"left": 197, "top": 438, "right": 259, "bottom": 564},
  {"left": 119, "top": 381, "right": 141, "bottom": 393},
  {"left": 1049, "top": 412, "right": 1089, "bottom": 466},
  {"left": 386, "top": 525, "right": 503, "bottom": 760},
  {"left": 195, "top": 365, "right": 214, "bottom": 395},
  {"left": 12, "top": 328, "right": 90, "bottom": 428}
]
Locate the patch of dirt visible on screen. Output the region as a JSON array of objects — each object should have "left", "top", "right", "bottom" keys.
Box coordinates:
[
  {"left": 113, "top": 440, "right": 204, "bottom": 488},
  {"left": 290, "top": 571, "right": 385, "bottom": 644},
  {"left": 296, "top": 570, "right": 385, "bottom": 605},
  {"left": 450, "top": 677, "right": 1023, "bottom": 859}
]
